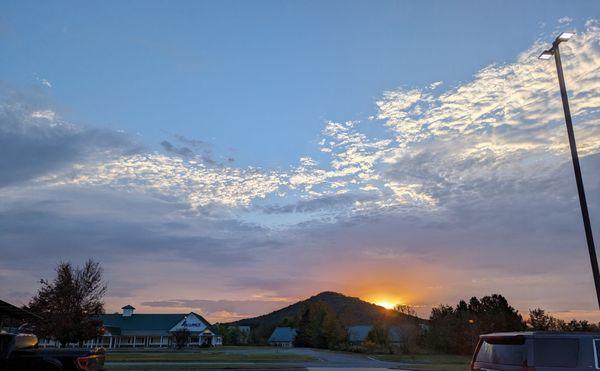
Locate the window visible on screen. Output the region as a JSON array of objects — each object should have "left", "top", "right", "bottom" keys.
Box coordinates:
[
  {"left": 475, "top": 340, "right": 526, "bottom": 366},
  {"left": 534, "top": 338, "right": 579, "bottom": 368}
]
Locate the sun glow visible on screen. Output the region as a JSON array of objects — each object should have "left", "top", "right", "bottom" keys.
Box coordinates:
[{"left": 374, "top": 300, "right": 396, "bottom": 310}]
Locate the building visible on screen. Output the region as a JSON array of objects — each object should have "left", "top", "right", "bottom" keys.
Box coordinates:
[
  {"left": 347, "top": 325, "right": 403, "bottom": 345},
  {"left": 0, "top": 299, "right": 41, "bottom": 333},
  {"left": 79, "top": 305, "right": 222, "bottom": 349},
  {"left": 268, "top": 327, "right": 297, "bottom": 347}
]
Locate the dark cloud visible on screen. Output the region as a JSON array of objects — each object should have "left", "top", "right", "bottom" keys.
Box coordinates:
[
  {"left": 0, "top": 90, "right": 138, "bottom": 187},
  {"left": 140, "top": 298, "right": 293, "bottom": 318},
  {"left": 160, "top": 140, "right": 194, "bottom": 157},
  {"left": 260, "top": 193, "right": 378, "bottom": 214}
]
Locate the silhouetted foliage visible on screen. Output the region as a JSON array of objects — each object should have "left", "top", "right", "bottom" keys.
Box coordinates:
[
  {"left": 216, "top": 325, "right": 249, "bottom": 345},
  {"left": 27, "top": 260, "right": 106, "bottom": 346},
  {"left": 527, "top": 308, "right": 599, "bottom": 332},
  {"left": 294, "top": 301, "right": 347, "bottom": 349},
  {"left": 393, "top": 304, "right": 417, "bottom": 317},
  {"left": 426, "top": 294, "right": 526, "bottom": 355},
  {"left": 172, "top": 329, "right": 190, "bottom": 349},
  {"left": 366, "top": 322, "right": 389, "bottom": 347}
]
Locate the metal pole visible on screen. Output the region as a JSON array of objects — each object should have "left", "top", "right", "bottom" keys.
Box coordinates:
[{"left": 553, "top": 44, "right": 600, "bottom": 308}]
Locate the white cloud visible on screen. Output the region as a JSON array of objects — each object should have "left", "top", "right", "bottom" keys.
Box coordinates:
[
  {"left": 558, "top": 16, "right": 573, "bottom": 24},
  {"left": 41, "top": 78, "right": 52, "bottom": 88},
  {"left": 30, "top": 110, "right": 56, "bottom": 121}
]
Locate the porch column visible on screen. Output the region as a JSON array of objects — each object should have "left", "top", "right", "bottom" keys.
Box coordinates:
[
  {"left": 159, "top": 336, "right": 163, "bottom": 348},
  {"left": 133, "top": 336, "right": 136, "bottom": 348}
]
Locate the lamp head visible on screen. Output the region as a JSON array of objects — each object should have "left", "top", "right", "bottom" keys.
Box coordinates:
[
  {"left": 538, "top": 49, "right": 554, "bottom": 60},
  {"left": 556, "top": 31, "right": 575, "bottom": 43}
]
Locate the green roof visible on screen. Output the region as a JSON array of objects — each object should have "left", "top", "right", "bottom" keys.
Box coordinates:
[
  {"left": 97, "top": 312, "right": 215, "bottom": 336},
  {"left": 98, "top": 314, "right": 185, "bottom": 336}
]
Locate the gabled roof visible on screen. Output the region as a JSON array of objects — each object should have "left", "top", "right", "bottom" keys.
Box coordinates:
[
  {"left": 121, "top": 305, "right": 135, "bottom": 310},
  {"left": 268, "top": 327, "right": 297, "bottom": 343},
  {"left": 0, "top": 300, "right": 41, "bottom": 321},
  {"left": 97, "top": 313, "right": 186, "bottom": 336},
  {"left": 348, "top": 325, "right": 372, "bottom": 342}
]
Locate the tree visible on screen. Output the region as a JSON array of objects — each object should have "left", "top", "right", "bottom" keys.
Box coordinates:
[
  {"left": 425, "top": 294, "right": 526, "bottom": 355},
  {"left": 393, "top": 304, "right": 417, "bottom": 317},
  {"left": 172, "top": 329, "right": 190, "bottom": 349},
  {"left": 366, "top": 322, "right": 389, "bottom": 348},
  {"left": 527, "top": 308, "right": 599, "bottom": 332},
  {"left": 528, "top": 308, "right": 564, "bottom": 331},
  {"left": 28, "top": 260, "right": 107, "bottom": 346},
  {"left": 294, "top": 301, "right": 346, "bottom": 349}
]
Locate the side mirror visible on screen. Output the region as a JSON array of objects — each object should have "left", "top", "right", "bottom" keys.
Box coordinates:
[{"left": 14, "top": 334, "right": 38, "bottom": 349}]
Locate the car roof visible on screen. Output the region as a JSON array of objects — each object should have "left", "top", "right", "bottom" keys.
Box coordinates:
[{"left": 481, "top": 331, "right": 600, "bottom": 339}]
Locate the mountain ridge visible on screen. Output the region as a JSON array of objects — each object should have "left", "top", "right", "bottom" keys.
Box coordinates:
[{"left": 226, "top": 291, "right": 423, "bottom": 342}]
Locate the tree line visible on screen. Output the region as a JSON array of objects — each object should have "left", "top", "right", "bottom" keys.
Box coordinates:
[{"left": 425, "top": 294, "right": 600, "bottom": 355}]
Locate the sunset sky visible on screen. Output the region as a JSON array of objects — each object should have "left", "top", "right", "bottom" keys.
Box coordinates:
[{"left": 1, "top": 0, "right": 600, "bottom": 323}]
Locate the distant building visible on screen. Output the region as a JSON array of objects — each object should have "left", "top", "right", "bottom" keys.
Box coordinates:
[
  {"left": 268, "top": 327, "right": 297, "bottom": 347},
  {"left": 41, "top": 305, "right": 223, "bottom": 349},
  {"left": 347, "top": 325, "right": 403, "bottom": 345}
]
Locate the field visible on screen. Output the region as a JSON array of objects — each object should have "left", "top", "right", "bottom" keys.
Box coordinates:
[
  {"left": 106, "top": 350, "right": 314, "bottom": 363},
  {"left": 102, "top": 348, "right": 471, "bottom": 370}
]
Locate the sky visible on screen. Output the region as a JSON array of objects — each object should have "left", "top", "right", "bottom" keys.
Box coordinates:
[{"left": 1, "top": 0, "right": 600, "bottom": 323}]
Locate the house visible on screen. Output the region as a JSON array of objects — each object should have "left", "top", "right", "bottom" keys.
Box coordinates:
[
  {"left": 347, "top": 325, "right": 403, "bottom": 345},
  {"left": 0, "top": 299, "right": 41, "bottom": 333},
  {"left": 60, "top": 305, "right": 222, "bottom": 349},
  {"left": 268, "top": 327, "right": 297, "bottom": 347}
]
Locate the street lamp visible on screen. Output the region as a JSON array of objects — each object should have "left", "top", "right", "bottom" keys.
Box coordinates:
[{"left": 539, "top": 32, "right": 600, "bottom": 309}]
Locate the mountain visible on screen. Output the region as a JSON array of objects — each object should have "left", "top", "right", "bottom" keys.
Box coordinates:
[{"left": 227, "top": 291, "right": 423, "bottom": 343}]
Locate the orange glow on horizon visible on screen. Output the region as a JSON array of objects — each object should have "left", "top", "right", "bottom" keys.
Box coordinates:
[{"left": 374, "top": 300, "right": 396, "bottom": 310}]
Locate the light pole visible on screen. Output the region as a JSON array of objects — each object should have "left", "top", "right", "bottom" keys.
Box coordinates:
[{"left": 539, "top": 32, "right": 600, "bottom": 309}]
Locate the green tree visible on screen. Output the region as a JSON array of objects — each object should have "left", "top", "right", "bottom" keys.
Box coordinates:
[
  {"left": 366, "top": 322, "right": 389, "bottom": 347},
  {"left": 28, "top": 260, "right": 106, "bottom": 346},
  {"left": 426, "top": 294, "right": 525, "bottom": 355},
  {"left": 294, "top": 301, "right": 346, "bottom": 349}
]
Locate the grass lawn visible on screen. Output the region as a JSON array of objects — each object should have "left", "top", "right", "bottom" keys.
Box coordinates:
[
  {"left": 373, "top": 353, "right": 471, "bottom": 371},
  {"left": 106, "top": 365, "right": 305, "bottom": 370},
  {"left": 106, "top": 351, "right": 315, "bottom": 363}
]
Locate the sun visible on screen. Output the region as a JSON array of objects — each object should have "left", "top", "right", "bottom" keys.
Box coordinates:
[{"left": 374, "top": 300, "right": 396, "bottom": 310}]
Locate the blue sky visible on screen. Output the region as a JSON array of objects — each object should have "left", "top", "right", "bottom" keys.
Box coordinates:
[
  {"left": 1, "top": 1, "right": 600, "bottom": 322},
  {"left": 2, "top": 0, "right": 594, "bottom": 168}
]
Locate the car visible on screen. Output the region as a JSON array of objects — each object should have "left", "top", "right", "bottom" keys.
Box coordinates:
[
  {"left": 0, "top": 332, "right": 105, "bottom": 371},
  {"left": 471, "top": 331, "right": 600, "bottom": 371}
]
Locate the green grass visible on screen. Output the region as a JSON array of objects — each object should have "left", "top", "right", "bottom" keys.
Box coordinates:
[
  {"left": 373, "top": 353, "right": 471, "bottom": 371},
  {"left": 106, "top": 351, "right": 314, "bottom": 363},
  {"left": 106, "top": 365, "right": 305, "bottom": 370}
]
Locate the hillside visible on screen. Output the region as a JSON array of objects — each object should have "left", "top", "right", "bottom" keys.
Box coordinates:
[{"left": 227, "top": 291, "right": 423, "bottom": 343}]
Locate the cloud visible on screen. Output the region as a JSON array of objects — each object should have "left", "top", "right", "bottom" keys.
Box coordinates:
[
  {"left": 558, "top": 16, "right": 573, "bottom": 25},
  {"left": 0, "top": 93, "right": 136, "bottom": 187},
  {"left": 140, "top": 298, "right": 294, "bottom": 320}
]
